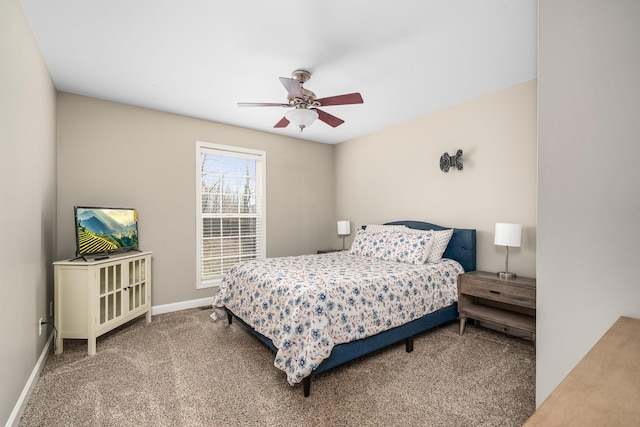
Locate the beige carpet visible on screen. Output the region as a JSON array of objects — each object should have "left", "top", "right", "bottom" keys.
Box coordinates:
[{"left": 20, "top": 307, "right": 535, "bottom": 426}]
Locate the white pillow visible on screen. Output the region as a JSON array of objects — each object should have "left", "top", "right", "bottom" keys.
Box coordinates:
[
  {"left": 427, "top": 229, "right": 454, "bottom": 263},
  {"left": 364, "top": 224, "right": 408, "bottom": 233}
]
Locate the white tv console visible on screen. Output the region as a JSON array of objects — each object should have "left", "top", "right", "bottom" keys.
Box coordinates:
[{"left": 53, "top": 251, "right": 152, "bottom": 355}]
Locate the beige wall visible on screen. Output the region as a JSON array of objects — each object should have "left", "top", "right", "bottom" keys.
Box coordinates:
[
  {"left": 335, "top": 81, "right": 537, "bottom": 277},
  {"left": 537, "top": 0, "right": 640, "bottom": 406},
  {"left": 56, "top": 94, "right": 335, "bottom": 306},
  {"left": 0, "top": 0, "right": 57, "bottom": 425}
]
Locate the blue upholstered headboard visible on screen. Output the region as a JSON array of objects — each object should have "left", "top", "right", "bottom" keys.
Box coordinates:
[{"left": 383, "top": 220, "right": 477, "bottom": 272}]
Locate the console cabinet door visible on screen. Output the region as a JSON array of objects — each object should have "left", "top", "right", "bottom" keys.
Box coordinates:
[
  {"left": 127, "top": 257, "right": 148, "bottom": 314},
  {"left": 97, "top": 263, "right": 125, "bottom": 327}
]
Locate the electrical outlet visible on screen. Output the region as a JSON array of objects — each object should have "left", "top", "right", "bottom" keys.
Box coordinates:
[{"left": 39, "top": 317, "right": 43, "bottom": 336}]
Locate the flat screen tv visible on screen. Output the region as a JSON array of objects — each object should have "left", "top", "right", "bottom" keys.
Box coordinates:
[{"left": 74, "top": 206, "right": 139, "bottom": 258}]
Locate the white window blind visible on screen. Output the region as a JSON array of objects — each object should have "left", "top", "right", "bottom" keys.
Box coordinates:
[{"left": 196, "top": 142, "right": 266, "bottom": 289}]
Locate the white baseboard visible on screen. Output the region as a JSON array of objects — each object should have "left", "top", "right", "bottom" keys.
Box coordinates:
[
  {"left": 151, "top": 296, "right": 214, "bottom": 315},
  {"left": 6, "top": 333, "right": 53, "bottom": 427}
]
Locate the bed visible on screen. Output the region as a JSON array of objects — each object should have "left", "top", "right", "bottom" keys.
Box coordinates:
[{"left": 212, "top": 220, "right": 476, "bottom": 396}]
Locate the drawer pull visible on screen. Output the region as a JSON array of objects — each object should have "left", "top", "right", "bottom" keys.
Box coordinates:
[{"left": 489, "top": 290, "right": 501, "bottom": 295}]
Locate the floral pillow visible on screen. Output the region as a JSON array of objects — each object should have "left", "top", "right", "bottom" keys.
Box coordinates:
[
  {"left": 402, "top": 228, "right": 454, "bottom": 263},
  {"left": 350, "top": 229, "right": 434, "bottom": 265}
]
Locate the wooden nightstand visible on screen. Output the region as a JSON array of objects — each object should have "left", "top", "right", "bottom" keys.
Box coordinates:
[{"left": 458, "top": 270, "right": 536, "bottom": 341}]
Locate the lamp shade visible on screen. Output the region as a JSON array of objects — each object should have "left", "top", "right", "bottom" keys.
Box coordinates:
[
  {"left": 337, "top": 220, "right": 351, "bottom": 236},
  {"left": 285, "top": 108, "right": 318, "bottom": 131},
  {"left": 494, "top": 223, "right": 522, "bottom": 247}
]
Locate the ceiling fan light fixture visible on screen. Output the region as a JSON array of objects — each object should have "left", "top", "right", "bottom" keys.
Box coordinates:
[{"left": 285, "top": 108, "right": 318, "bottom": 132}]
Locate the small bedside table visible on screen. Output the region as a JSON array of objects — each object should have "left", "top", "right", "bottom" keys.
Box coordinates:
[
  {"left": 458, "top": 271, "right": 536, "bottom": 341},
  {"left": 317, "top": 249, "right": 343, "bottom": 254}
]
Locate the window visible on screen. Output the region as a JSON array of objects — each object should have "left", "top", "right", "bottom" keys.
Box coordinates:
[{"left": 196, "top": 141, "right": 266, "bottom": 289}]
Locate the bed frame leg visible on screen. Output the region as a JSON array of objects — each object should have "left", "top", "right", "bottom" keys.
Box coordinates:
[
  {"left": 226, "top": 311, "right": 233, "bottom": 325},
  {"left": 405, "top": 336, "right": 414, "bottom": 353},
  {"left": 303, "top": 376, "right": 311, "bottom": 397}
]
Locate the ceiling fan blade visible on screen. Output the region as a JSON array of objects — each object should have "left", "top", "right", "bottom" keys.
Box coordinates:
[
  {"left": 315, "top": 109, "right": 345, "bottom": 127},
  {"left": 316, "top": 92, "right": 364, "bottom": 106},
  {"left": 279, "top": 77, "right": 304, "bottom": 99},
  {"left": 274, "top": 117, "right": 290, "bottom": 128},
  {"left": 237, "top": 102, "right": 288, "bottom": 107}
]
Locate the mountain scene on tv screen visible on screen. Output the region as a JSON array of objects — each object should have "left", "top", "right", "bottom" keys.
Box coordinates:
[{"left": 76, "top": 208, "right": 138, "bottom": 255}]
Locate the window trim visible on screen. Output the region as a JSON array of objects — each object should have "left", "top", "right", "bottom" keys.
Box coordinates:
[{"left": 195, "top": 141, "right": 266, "bottom": 289}]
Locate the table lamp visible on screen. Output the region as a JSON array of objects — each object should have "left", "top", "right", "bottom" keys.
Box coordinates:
[
  {"left": 494, "top": 223, "right": 521, "bottom": 279},
  {"left": 337, "top": 220, "right": 351, "bottom": 250}
]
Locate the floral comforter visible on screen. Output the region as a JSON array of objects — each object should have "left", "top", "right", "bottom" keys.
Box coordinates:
[{"left": 212, "top": 251, "right": 463, "bottom": 385}]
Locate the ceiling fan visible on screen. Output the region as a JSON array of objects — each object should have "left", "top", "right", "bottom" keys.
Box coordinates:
[{"left": 237, "top": 69, "right": 364, "bottom": 132}]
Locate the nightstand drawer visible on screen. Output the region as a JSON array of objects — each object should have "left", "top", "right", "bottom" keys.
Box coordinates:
[{"left": 459, "top": 272, "right": 536, "bottom": 309}]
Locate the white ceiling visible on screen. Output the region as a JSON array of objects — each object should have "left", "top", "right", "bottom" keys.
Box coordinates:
[{"left": 19, "top": 0, "right": 537, "bottom": 144}]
